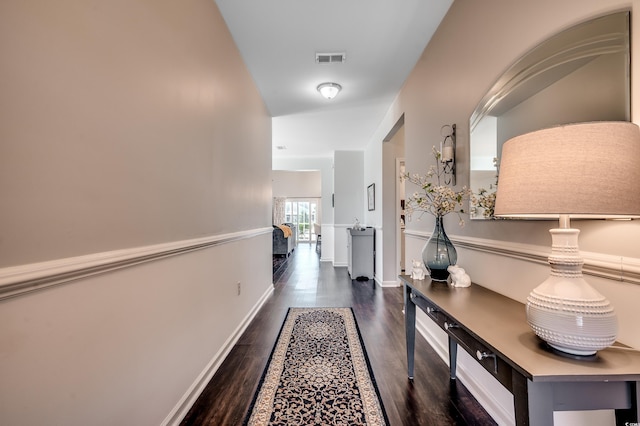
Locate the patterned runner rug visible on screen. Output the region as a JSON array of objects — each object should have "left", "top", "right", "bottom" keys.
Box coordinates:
[{"left": 244, "top": 307, "right": 388, "bottom": 425}]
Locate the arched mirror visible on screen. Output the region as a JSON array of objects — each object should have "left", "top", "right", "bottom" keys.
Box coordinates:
[{"left": 469, "top": 11, "right": 630, "bottom": 220}]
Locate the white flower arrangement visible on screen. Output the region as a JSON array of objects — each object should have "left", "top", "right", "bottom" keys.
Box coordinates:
[
  {"left": 473, "top": 187, "right": 497, "bottom": 218},
  {"left": 471, "top": 157, "right": 499, "bottom": 219},
  {"left": 401, "top": 147, "right": 472, "bottom": 226}
]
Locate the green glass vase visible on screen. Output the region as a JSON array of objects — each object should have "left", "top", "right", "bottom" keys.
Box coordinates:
[{"left": 422, "top": 216, "right": 457, "bottom": 281}]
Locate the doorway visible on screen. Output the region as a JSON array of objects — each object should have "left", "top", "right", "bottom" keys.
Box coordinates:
[
  {"left": 382, "top": 115, "right": 405, "bottom": 284},
  {"left": 398, "top": 159, "right": 406, "bottom": 274}
]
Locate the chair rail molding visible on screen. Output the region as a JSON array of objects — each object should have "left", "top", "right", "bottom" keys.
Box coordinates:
[
  {"left": 0, "top": 227, "right": 274, "bottom": 301},
  {"left": 404, "top": 230, "right": 640, "bottom": 285}
]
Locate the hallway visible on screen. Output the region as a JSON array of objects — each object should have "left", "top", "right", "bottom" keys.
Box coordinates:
[{"left": 181, "top": 244, "right": 495, "bottom": 425}]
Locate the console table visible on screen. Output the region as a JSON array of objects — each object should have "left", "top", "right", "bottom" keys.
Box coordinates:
[{"left": 400, "top": 275, "right": 640, "bottom": 426}]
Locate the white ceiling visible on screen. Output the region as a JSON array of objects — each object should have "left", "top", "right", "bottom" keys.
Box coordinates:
[{"left": 215, "top": 0, "right": 453, "bottom": 159}]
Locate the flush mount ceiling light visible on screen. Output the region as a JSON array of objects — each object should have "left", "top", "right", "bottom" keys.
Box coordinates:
[{"left": 317, "top": 82, "right": 342, "bottom": 100}]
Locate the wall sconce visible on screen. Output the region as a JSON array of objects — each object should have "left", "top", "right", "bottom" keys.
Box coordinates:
[{"left": 440, "top": 124, "right": 456, "bottom": 185}]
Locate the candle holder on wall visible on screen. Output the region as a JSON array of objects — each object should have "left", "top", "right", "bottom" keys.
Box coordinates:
[{"left": 440, "top": 124, "right": 456, "bottom": 185}]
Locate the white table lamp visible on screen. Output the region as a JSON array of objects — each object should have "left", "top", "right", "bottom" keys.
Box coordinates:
[{"left": 494, "top": 121, "right": 640, "bottom": 355}]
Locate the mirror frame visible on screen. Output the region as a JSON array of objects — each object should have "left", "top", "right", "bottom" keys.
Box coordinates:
[{"left": 469, "top": 11, "right": 630, "bottom": 220}]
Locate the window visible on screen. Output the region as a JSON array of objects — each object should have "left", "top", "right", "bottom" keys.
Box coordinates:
[{"left": 284, "top": 199, "right": 319, "bottom": 242}]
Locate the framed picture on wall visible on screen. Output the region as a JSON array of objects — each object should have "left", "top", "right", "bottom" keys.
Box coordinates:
[{"left": 367, "top": 183, "right": 375, "bottom": 211}]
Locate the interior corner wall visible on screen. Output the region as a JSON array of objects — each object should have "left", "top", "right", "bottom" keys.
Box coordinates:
[
  {"left": 333, "top": 151, "right": 364, "bottom": 267},
  {"left": 381, "top": 126, "right": 405, "bottom": 285},
  {"left": 369, "top": 1, "right": 640, "bottom": 425},
  {"left": 0, "top": 1, "right": 272, "bottom": 425},
  {"left": 364, "top": 100, "right": 405, "bottom": 286}
]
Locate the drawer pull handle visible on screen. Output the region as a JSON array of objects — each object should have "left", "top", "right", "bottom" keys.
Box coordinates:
[
  {"left": 444, "top": 321, "right": 458, "bottom": 331},
  {"left": 476, "top": 350, "right": 498, "bottom": 374},
  {"left": 476, "top": 350, "right": 495, "bottom": 361}
]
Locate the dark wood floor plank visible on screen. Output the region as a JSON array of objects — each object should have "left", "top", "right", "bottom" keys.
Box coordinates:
[{"left": 180, "top": 244, "right": 496, "bottom": 426}]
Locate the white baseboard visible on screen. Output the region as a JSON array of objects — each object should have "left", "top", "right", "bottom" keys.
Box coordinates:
[
  {"left": 377, "top": 277, "right": 401, "bottom": 287},
  {"left": 162, "top": 284, "right": 275, "bottom": 426},
  {"left": 454, "top": 359, "right": 515, "bottom": 426},
  {"left": 415, "top": 315, "right": 514, "bottom": 426}
]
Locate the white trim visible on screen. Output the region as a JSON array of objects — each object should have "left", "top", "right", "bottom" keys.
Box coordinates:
[
  {"left": 454, "top": 360, "right": 514, "bottom": 426},
  {"left": 162, "top": 284, "right": 275, "bottom": 426},
  {"left": 0, "top": 227, "right": 273, "bottom": 301},
  {"left": 397, "top": 157, "right": 406, "bottom": 281},
  {"left": 333, "top": 223, "right": 352, "bottom": 230},
  {"left": 404, "top": 230, "right": 640, "bottom": 285},
  {"left": 378, "top": 278, "right": 401, "bottom": 288}
]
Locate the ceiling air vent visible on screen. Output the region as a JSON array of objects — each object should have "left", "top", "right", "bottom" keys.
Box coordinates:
[{"left": 316, "top": 52, "right": 346, "bottom": 64}]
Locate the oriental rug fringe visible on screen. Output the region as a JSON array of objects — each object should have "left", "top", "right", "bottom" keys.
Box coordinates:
[{"left": 244, "top": 307, "right": 388, "bottom": 426}]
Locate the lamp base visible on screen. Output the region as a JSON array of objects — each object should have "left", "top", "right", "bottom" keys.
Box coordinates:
[
  {"left": 547, "top": 344, "right": 598, "bottom": 357},
  {"left": 526, "top": 227, "right": 617, "bottom": 356},
  {"left": 527, "top": 280, "right": 617, "bottom": 356}
]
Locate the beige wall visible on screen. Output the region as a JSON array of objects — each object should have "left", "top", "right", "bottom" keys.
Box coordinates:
[
  {"left": 402, "top": 0, "right": 638, "bottom": 249},
  {"left": 394, "top": 0, "right": 640, "bottom": 344},
  {"left": 0, "top": 0, "right": 272, "bottom": 267},
  {"left": 0, "top": 1, "right": 272, "bottom": 425},
  {"left": 272, "top": 170, "right": 322, "bottom": 198},
  {"left": 366, "top": 1, "right": 640, "bottom": 424}
]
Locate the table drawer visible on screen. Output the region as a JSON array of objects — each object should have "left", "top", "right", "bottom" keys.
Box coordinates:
[
  {"left": 411, "top": 293, "right": 446, "bottom": 328},
  {"left": 445, "top": 322, "right": 513, "bottom": 389}
]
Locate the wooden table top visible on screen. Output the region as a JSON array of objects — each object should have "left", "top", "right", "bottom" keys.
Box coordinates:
[{"left": 400, "top": 275, "right": 640, "bottom": 382}]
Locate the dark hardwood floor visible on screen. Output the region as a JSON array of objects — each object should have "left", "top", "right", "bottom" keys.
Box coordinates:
[{"left": 180, "top": 244, "right": 496, "bottom": 425}]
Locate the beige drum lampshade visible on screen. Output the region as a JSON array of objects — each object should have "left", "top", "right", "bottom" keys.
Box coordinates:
[{"left": 494, "top": 121, "right": 640, "bottom": 219}]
